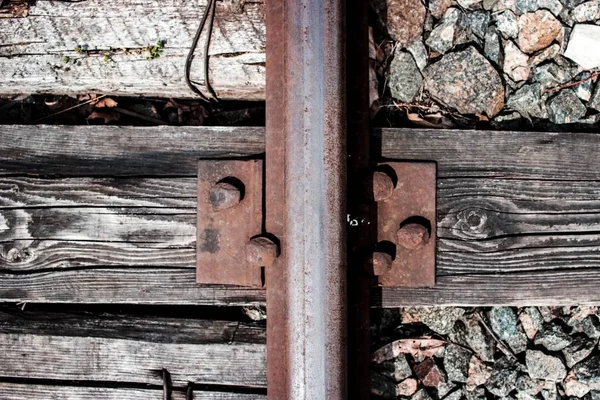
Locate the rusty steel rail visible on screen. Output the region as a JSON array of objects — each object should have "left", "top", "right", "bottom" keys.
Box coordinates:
[{"left": 265, "top": 0, "right": 348, "bottom": 397}]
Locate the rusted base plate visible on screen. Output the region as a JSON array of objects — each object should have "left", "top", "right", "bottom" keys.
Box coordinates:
[
  {"left": 197, "top": 160, "right": 263, "bottom": 287},
  {"left": 376, "top": 162, "right": 436, "bottom": 288}
]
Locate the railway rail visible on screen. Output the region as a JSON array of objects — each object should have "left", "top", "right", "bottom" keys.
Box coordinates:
[{"left": 1, "top": 0, "right": 600, "bottom": 398}]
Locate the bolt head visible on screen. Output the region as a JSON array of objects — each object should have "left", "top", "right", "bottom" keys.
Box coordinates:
[
  {"left": 209, "top": 182, "right": 241, "bottom": 211},
  {"left": 367, "top": 251, "right": 393, "bottom": 276},
  {"left": 372, "top": 171, "right": 395, "bottom": 202},
  {"left": 246, "top": 237, "right": 278, "bottom": 267},
  {"left": 396, "top": 223, "right": 430, "bottom": 250}
]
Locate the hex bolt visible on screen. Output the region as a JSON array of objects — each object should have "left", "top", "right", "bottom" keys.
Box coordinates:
[
  {"left": 366, "top": 251, "right": 393, "bottom": 276},
  {"left": 371, "top": 171, "right": 395, "bottom": 202},
  {"left": 396, "top": 223, "right": 430, "bottom": 250},
  {"left": 246, "top": 237, "right": 279, "bottom": 267},
  {"left": 209, "top": 182, "right": 241, "bottom": 211}
]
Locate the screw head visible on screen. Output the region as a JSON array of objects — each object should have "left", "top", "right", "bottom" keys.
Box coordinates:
[
  {"left": 246, "top": 237, "right": 278, "bottom": 267},
  {"left": 372, "top": 171, "right": 395, "bottom": 202},
  {"left": 396, "top": 223, "right": 430, "bottom": 250},
  {"left": 209, "top": 182, "right": 241, "bottom": 211},
  {"left": 366, "top": 251, "right": 393, "bottom": 276}
]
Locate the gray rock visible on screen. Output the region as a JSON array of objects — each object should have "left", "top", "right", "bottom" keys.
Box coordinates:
[
  {"left": 519, "top": 307, "right": 546, "bottom": 340},
  {"left": 424, "top": 46, "right": 505, "bottom": 117},
  {"left": 437, "top": 382, "right": 458, "bottom": 398},
  {"left": 563, "top": 336, "right": 597, "bottom": 368},
  {"left": 484, "top": 26, "right": 504, "bottom": 66},
  {"left": 426, "top": 8, "right": 466, "bottom": 54},
  {"left": 562, "top": 0, "right": 588, "bottom": 9},
  {"left": 406, "top": 40, "right": 429, "bottom": 71},
  {"left": 489, "top": 307, "right": 528, "bottom": 354},
  {"left": 465, "top": 387, "right": 487, "bottom": 400},
  {"left": 573, "top": 354, "right": 600, "bottom": 390},
  {"left": 466, "top": 10, "right": 491, "bottom": 39},
  {"left": 533, "top": 322, "right": 572, "bottom": 351},
  {"left": 486, "top": 356, "right": 519, "bottom": 397},
  {"left": 411, "top": 388, "right": 433, "bottom": 400},
  {"left": 483, "top": 0, "right": 499, "bottom": 9},
  {"left": 572, "top": 0, "right": 600, "bottom": 22},
  {"left": 516, "top": 0, "right": 564, "bottom": 15},
  {"left": 541, "top": 384, "right": 558, "bottom": 400},
  {"left": 547, "top": 89, "right": 587, "bottom": 124},
  {"left": 589, "top": 82, "right": 600, "bottom": 111},
  {"left": 528, "top": 43, "right": 560, "bottom": 66},
  {"left": 526, "top": 350, "right": 567, "bottom": 382},
  {"left": 565, "top": 370, "right": 592, "bottom": 397},
  {"left": 453, "top": 316, "right": 495, "bottom": 362},
  {"left": 579, "top": 315, "right": 600, "bottom": 338},
  {"left": 564, "top": 24, "right": 600, "bottom": 69},
  {"left": 458, "top": 0, "right": 483, "bottom": 8},
  {"left": 377, "top": 353, "right": 413, "bottom": 382},
  {"left": 389, "top": 50, "right": 423, "bottom": 102},
  {"left": 495, "top": 10, "right": 519, "bottom": 39},
  {"left": 534, "top": 62, "right": 573, "bottom": 91},
  {"left": 466, "top": 356, "right": 493, "bottom": 389},
  {"left": 573, "top": 72, "right": 595, "bottom": 101},
  {"left": 397, "top": 378, "right": 418, "bottom": 397},
  {"left": 400, "top": 307, "right": 465, "bottom": 335},
  {"left": 371, "top": 371, "right": 397, "bottom": 399},
  {"left": 493, "top": 0, "right": 518, "bottom": 12},
  {"left": 504, "top": 40, "right": 531, "bottom": 82},
  {"left": 428, "top": 0, "right": 453, "bottom": 18},
  {"left": 507, "top": 83, "right": 548, "bottom": 119},
  {"left": 516, "top": 374, "right": 545, "bottom": 395},
  {"left": 589, "top": 391, "right": 600, "bottom": 400},
  {"left": 444, "top": 388, "right": 465, "bottom": 400},
  {"left": 443, "top": 344, "right": 472, "bottom": 383}
]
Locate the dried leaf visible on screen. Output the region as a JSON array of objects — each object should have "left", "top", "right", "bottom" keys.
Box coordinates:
[
  {"left": 407, "top": 112, "right": 455, "bottom": 129},
  {"left": 372, "top": 337, "right": 447, "bottom": 364},
  {"left": 368, "top": 27, "right": 385, "bottom": 63},
  {"left": 87, "top": 110, "right": 120, "bottom": 124},
  {"left": 95, "top": 97, "right": 118, "bottom": 108}
]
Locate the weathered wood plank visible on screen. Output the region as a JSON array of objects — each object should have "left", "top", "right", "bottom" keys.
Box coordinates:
[
  {"left": 0, "top": 125, "right": 265, "bottom": 176},
  {"left": 0, "top": 0, "right": 266, "bottom": 99},
  {"left": 379, "top": 128, "right": 600, "bottom": 180},
  {"left": 0, "top": 384, "right": 265, "bottom": 400},
  {"left": 375, "top": 270, "right": 600, "bottom": 307},
  {"left": 0, "top": 310, "right": 266, "bottom": 387},
  {"left": 0, "top": 268, "right": 264, "bottom": 304},
  {"left": 377, "top": 128, "right": 600, "bottom": 306},
  {"left": 0, "top": 334, "right": 264, "bottom": 386},
  {"left": 0, "top": 174, "right": 266, "bottom": 304},
  {"left": 0, "top": 308, "right": 265, "bottom": 344}
]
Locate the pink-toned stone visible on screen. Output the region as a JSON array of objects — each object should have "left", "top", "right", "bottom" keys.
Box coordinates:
[
  {"left": 387, "top": 0, "right": 427, "bottom": 46},
  {"left": 518, "top": 10, "right": 563, "bottom": 53},
  {"left": 504, "top": 40, "right": 531, "bottom": 82},
  {"left": 396, "top": 378, "right": 418, "bottom": 396},
  {"left": 414, "top": 358, "right": 447, "bottom": 388},
  {"left": 466, "top": 356, "right": 493, "bottom": 390},
  {"left": 424, "top": 46, "right": 505, "bottom": 117}
]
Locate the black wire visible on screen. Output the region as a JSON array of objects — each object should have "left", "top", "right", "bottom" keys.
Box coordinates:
[{"left": 185, "top": 0, "right": 218, "bottom": 102}]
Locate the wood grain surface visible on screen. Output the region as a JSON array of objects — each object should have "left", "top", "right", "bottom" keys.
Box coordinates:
[
  {"left": 1, "top": 125, "right": 600, "bottom": 305},
  {"left": 0, "top": 0, "right": 266, "bottom": 99}
]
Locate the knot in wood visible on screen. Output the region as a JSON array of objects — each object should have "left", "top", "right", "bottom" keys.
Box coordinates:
[
  {"left": 246, "top": 237, "right": 278, "bottom": 267},
  {"left": 459, "top": 208, "right": 487, "bottom": 233},
  {"left": 209, "top": 182, "right": 242, "bottom": 211},
  {"left": 6, "top": 247, "right": 34, "bottom": 264},
  {"left": 396, "top": 223, "right": 430, "bottom": 250}
]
